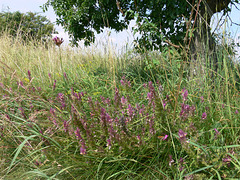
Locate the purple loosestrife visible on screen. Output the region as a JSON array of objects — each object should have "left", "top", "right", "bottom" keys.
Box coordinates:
[
  {"left": 178, "top": 129, "right": 187, "bottom": 144},
  {"left": 121, "top": 96, "right": 127, "bottom": 106},
  {"left": 120, "top": 76, "right": 131, "bottom": 87},
  {"left": 202, "top": 112, "right": 207, "bottom": 120},
  {"left": 27, "top": 70, "right": 32, "bottom": 81},
  {"left": 106, "top": 139, "right": 111, "bottom": 149},
  {"left": 49, "top": 108, "right": 58, "bottom": 128},
  {"left": 57, "top": 93, "right": 66, "bottom": 109},
  {"left": 100, "top": 108, "right": 109, "bottom": 136},
  {"left": 80, "top": 141, "right": 87, "bottom": 155},
  {"left": 139, "top": 105, "right": 145, "bottom": 115},
  {"left": 63, "top": 72, "right": 68, "bottom": 80},
  {"left": 79, "top": 118, "right": 94, "bottom": 144},
  {"left": 127, "top": 104, "right": 135, "bottom": 120},
  {"left": 50, "top": 108, "right": 56, "bottom": 117},
  {"left": 100, "top": 96, "right": 111, "bottom": 105},
  {"left": 53, "top": 80, "right": 56, "bottom": 90},
  {"left": 149, "top": 116, "right": 156, "bottom": 135},
  {"left": 63, "top": 120, "right": 69, "bottom": 133},
  {"left": 114, "top": 88, "right": 121, "bottom": 109},
  {"left": 53, "top": 36, "right": 64, "bottom": 47},
  {"left": 75, "top": 127, "right": 83, "bottom": 140},
  {"left": 74, "top": 127, "right": 87, "bottom": 154},
  {"left": 180, "top": 104, "right": 195, "bottom": 120},
  {"left": 182, "top": 89, "right": 188, "bottom": 102}
]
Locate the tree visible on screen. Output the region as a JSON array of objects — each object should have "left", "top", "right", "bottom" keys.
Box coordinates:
[
  {"left": 43, "top": 0, "right": 239, "bottom": 48},
  {"left": 0, "top": 11, "right": 56, "bottom": 42}
]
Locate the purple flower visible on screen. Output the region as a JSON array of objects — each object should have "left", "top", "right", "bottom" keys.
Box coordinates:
[
  {"left": 202, "top": 112, "right": 207, "bottom": 119},
  {"left": 222, "top": 156, "right": 231, "bottom": 162},
  {"left": 63, "top": 72, "right": 68, "bottom": 79},
  {"left": 162, "top": 135, "right": 168, "bottom": 141},
  {"left": 222, "top": 155, "right": 231, "bottom": 167},
  {"left": 27, "top": 70, "right": 32, "bottom": 81},
  {"left": 127, "top": 104, "right": 134, "bottom": 119},
  {"left": 80, "top": 142, "right": 87, "bottom": 155},
  {"left": 121, "top": 96, "right": 127, "bottom": 105},
  {"left": 158, "top": 134, "right": 168, "bottom": 141},
  {"left": 63, "top": 120, "right": 69, "bottom": 132},
  {"left": 178, "top": 129, "right": 187, "bottom": 143},
  {"left": 200, "top": 96, "right": 204, "bottom": 102},
  {"left": 53, "top": 80, "right": 56, "bottom": 90},
  {"left": 75, "top": 127, "right": 83, "bottom": 140},
  {"left": 163, "top": 100, "right": 166, "bottom": 110},
  {"left": 235, "top": 110, "right": 239, "bottom": 114},
  {"left": 214, "top": 128, "right": 220, "bottom": 135},
  {"left": 106, "top": 139, "right": 111, "bottom": 149},
  {"left": 50, "top": 108, "right": 56, "bottom": 117},
  {"left": 53, "top": 36, "right": 64, "bottom": 47},
  {"left": 149, "top": 117, "right": 156, "bottom": 135},
  {"left": 182, "top": 89, "right": 188, "bottom": 101}
]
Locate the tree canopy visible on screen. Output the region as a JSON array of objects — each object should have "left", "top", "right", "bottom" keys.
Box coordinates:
[
  {"left": 0, "top": 11, "right": 56, "bottom": 42},
  {"left": 43, "top": 0, "right": 239, "bottom": 50}
]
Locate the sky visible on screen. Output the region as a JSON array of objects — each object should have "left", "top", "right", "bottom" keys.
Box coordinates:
[{"left": 0, "top": 0, "right": 240, "bottom": 55}]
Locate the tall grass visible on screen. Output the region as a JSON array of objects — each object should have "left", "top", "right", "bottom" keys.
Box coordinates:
[{"left": 0, "top": 30, "right": 240, "bottom": 179}]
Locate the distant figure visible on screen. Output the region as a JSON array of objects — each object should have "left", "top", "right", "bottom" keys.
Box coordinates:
[{"left": 53, "top": 36, "right": 64, "bottom": 47}]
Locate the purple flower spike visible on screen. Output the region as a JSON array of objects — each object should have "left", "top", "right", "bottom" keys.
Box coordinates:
[
  {"left": 202, "top": 112, "right": 207, "bottom": 120},
  {"left": 53, "top": 36, "right": 64, "bottom": 47},
  {"left": 106, "top": 139, "right": 111, "bottom": 149},
  {"left": 75, "top": 127, "right": 83, "bottom": 140},
  {"left": 235, "top": 110, "right": 239, "bottom": 114},
  {"left": 178, "top": 129, "right": 187, "bottom": 143},
  {"left": 63, "top": 72, "right": 68, "bottom": 79},
  {"left": 80, "top": 142, "right": 87, "bottom": 155},
  {"left": 28, "top": 70, "right": 32, "bottom": 81},
  {"left": 182, "top": 89, "right": 188, "bottom": 101}
]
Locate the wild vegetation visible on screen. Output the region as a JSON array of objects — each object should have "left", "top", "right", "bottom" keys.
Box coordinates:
[{"left": 0, "top": 27, "right": 240, "bottom": 179}]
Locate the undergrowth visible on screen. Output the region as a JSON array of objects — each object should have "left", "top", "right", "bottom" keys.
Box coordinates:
[{"left": 0, "top": 32, "right": 240, "bottom": 179}]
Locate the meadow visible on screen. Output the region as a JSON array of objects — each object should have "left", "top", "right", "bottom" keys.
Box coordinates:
[{"left": 0, "top": 31, "right": 240, "bottom": 179}]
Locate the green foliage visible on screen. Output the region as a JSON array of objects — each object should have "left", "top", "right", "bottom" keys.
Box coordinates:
[
  {"left": 0, "top": 11, "right": 56, "bottom": 42},
  {"left": 43, "top": 0, "right": 239, "bottom": 50},
  {"left": 0, "top": 30, "right": 240, "bottom": 179}
]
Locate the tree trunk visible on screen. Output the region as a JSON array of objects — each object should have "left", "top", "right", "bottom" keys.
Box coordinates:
[{"left": 188, "top": 0, "right": 231, "bottom": 83}]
